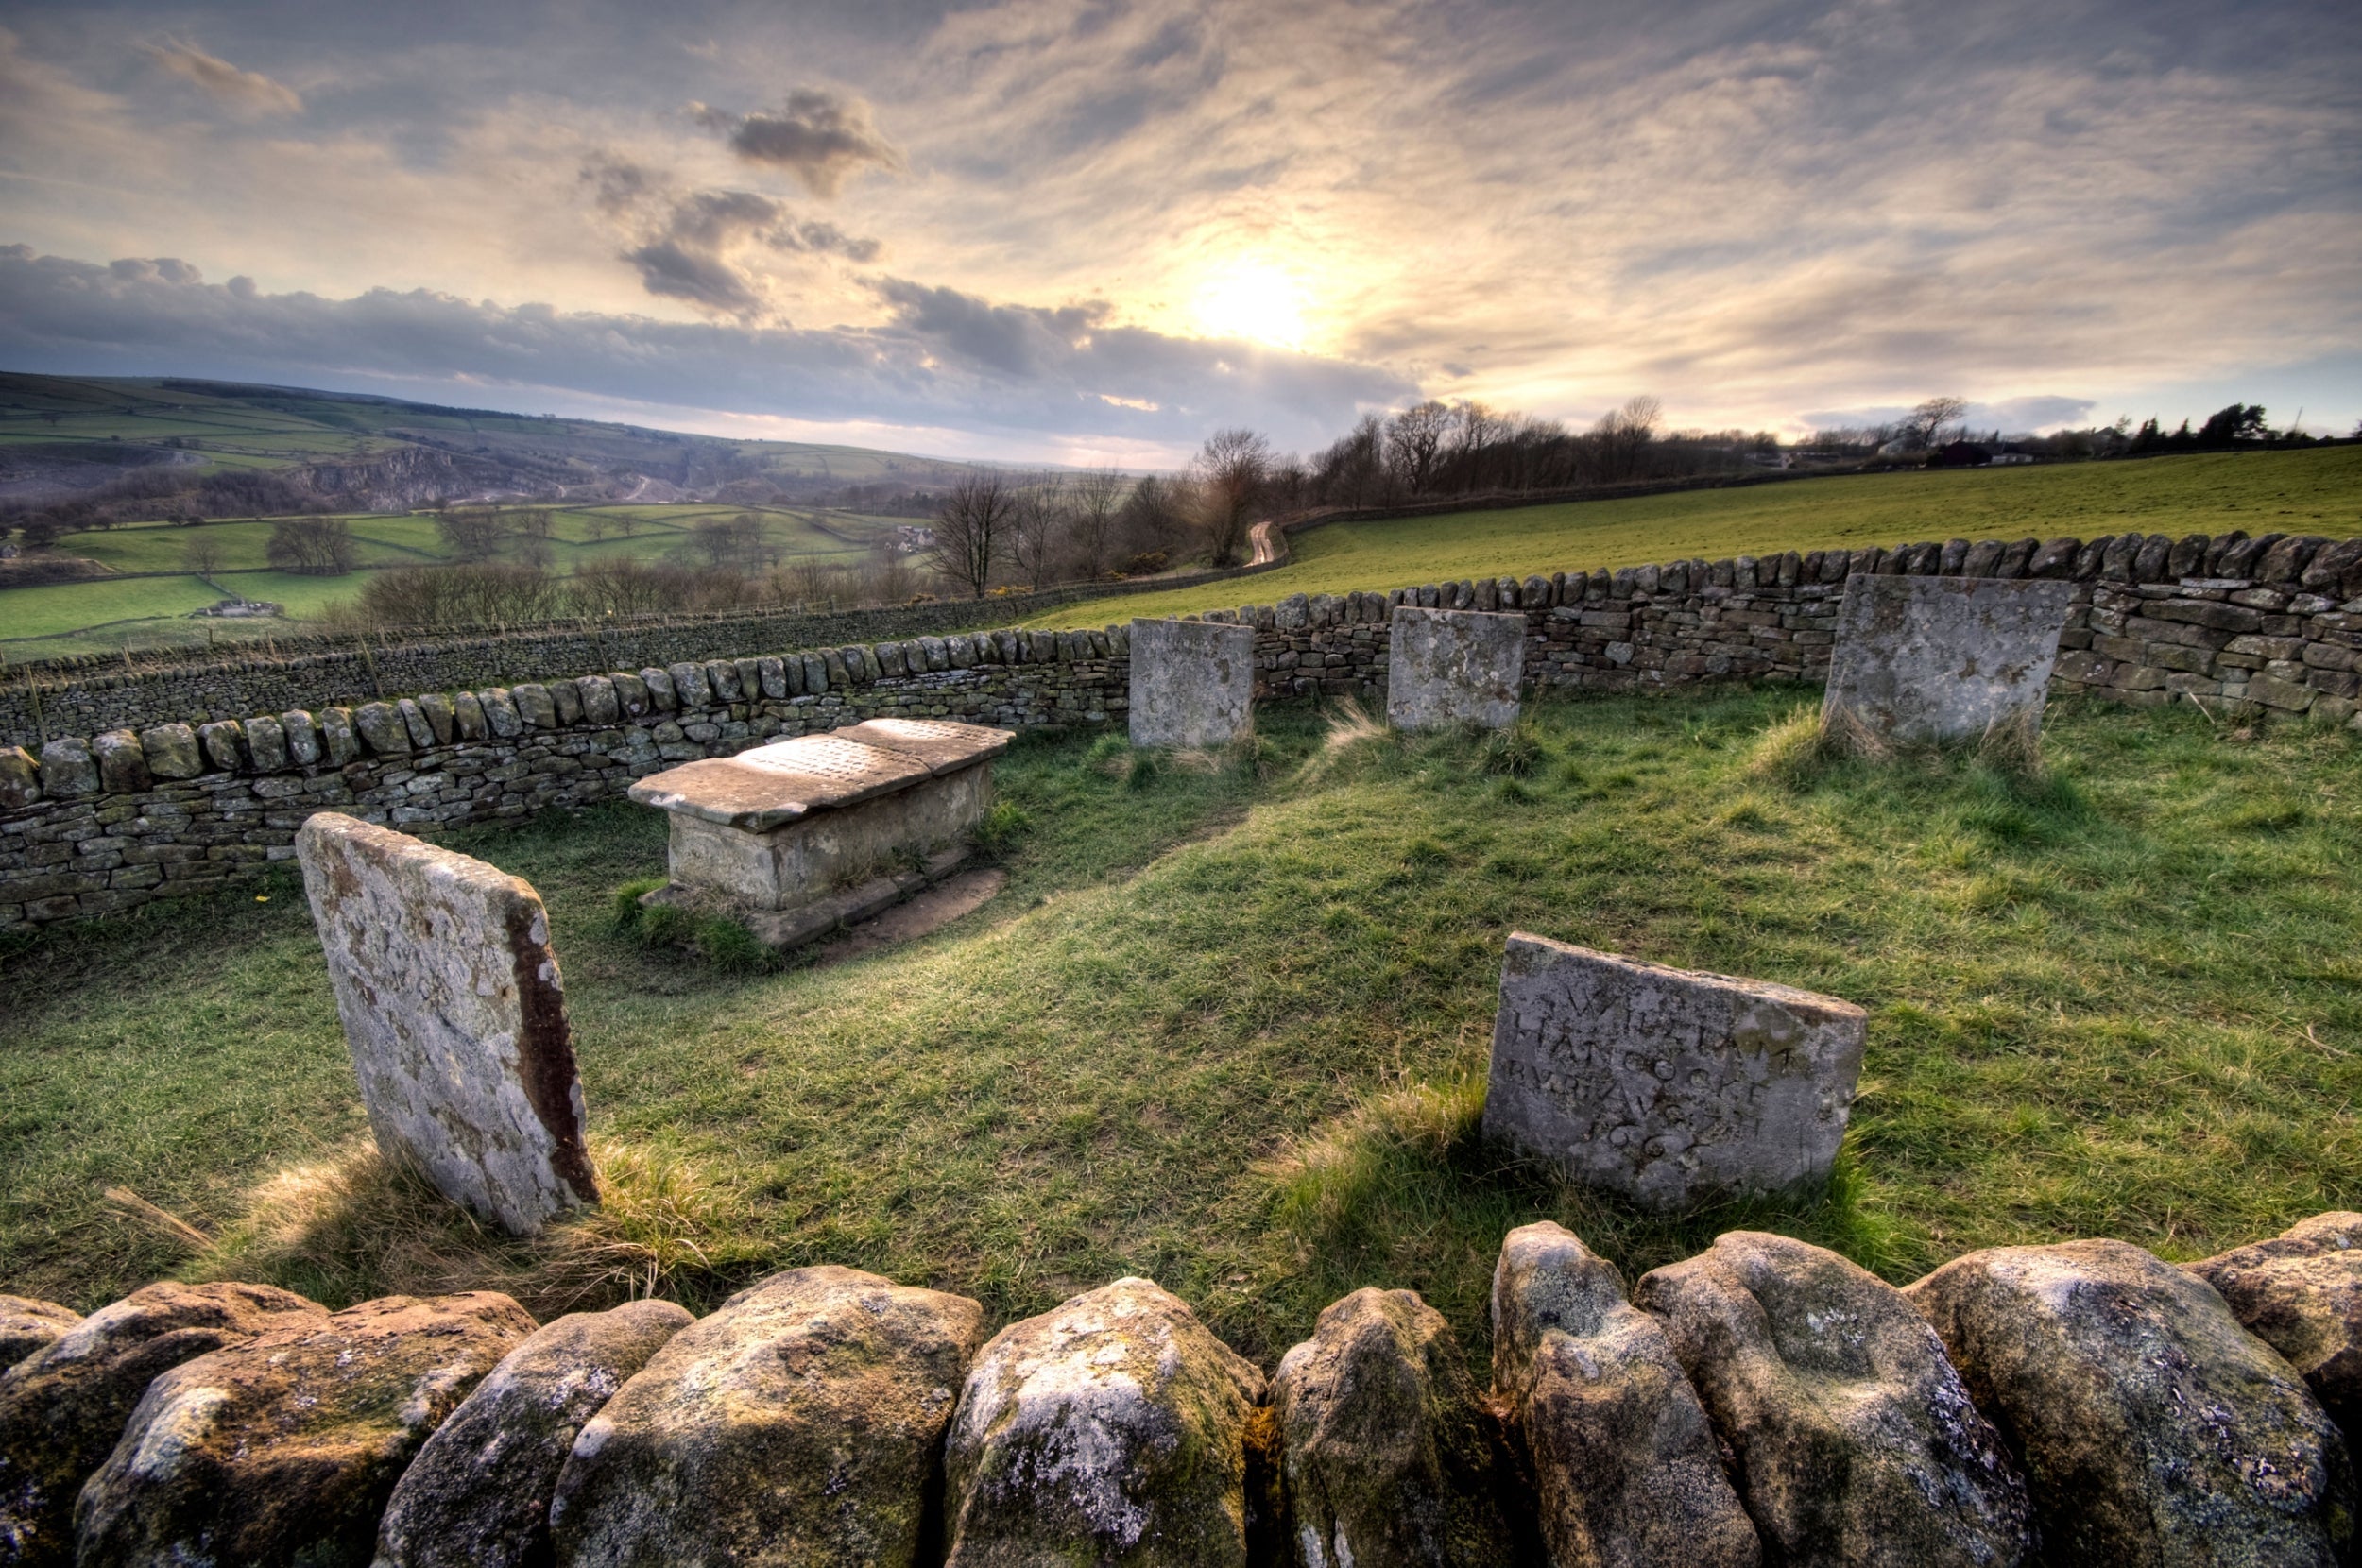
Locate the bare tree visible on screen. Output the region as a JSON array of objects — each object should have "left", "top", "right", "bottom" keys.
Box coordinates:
[
  {"left": 1898, "top": 397, "right": 1970, "bottom": 452},
  {"left": 436, "top": 508, "right": 510, "bottom": 561},
  {"left": 1068, "top": 468, "right": 1125, "bottom": 580},
  {"left": 1383, "top": 401, "right": 1452, "bottom": 494},
  {"left": 1591, "top": 395, "right": 1663, "bottom": 482},
  {"left": 180, "top": 535, "right": 225, "bottom": 577},
  {"left": 930, "top": 472, "right": 1015, "bottom": 598},
  {"left": 1116, "top": 473, "right": 1188, "bottom": 570},
  {"left": 265, "top": 518, "right": 357, "bottom": 575},
  {"left": 1007, "top": 474, "right": 1069, "bottom": 591},
  {"left": 1191, "top": 428, "right": 1272, "bottom": 567}
]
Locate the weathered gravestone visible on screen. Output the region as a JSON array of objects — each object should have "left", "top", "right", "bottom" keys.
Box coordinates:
[
  {"left": 295, "top": 812, "right": 598, "bottom": 1236},
  {"left": 1481, "top": 933, "right": 1865, "bottom": 1213},
  {"left": 1129, "top": 618, "right": 1256, "bottom": 748},
  {"left": 629, "top": 718, "right": 1010, "bottom": 950},
  {"left": 1387, "top": 605, "right": 1526, "bottom": 731},
  {"left": 1823, "top": 575, "right": 2075, "bottom": 746}
]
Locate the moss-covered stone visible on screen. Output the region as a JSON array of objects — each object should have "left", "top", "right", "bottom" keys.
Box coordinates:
[
  {"left": 1272, "top": 1287, "right": 1515, "bottom": 1568},
  {"left": 549, "top": 1267, "right": 984, "bottom": 1568},
  {"left": 0, "top": 1294, "right": 79, "bottom": 1372},
  {"left": 1493, "top": 1222, "right": 1758, "bottom": 1567},
  {"left": 2189, "top": 1212, "right": 2362, "bottom": 1442},
  {"left": 73, "top": 1291, "right": 535, "bottom": 1568},
  {"left": 943, "top": 1275, "right": 1267, "bottom": 1567},
  {"left": 374, "top": 1298, "right": 691, "bottom": 1568},
  {"left": 1909, "top": 1238, "right": 2356, "bottom": 1566},
  {"left": 0, "top": 1280, "right": 326, "bottom": 1568},
  {"left": 1637, "top": 1231, "right": 2033, "bottom": 1568}
]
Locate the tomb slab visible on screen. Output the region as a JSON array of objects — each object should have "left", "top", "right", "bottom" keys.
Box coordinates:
[
  {"left": 1823, "top": 575, "right": 2075, "bottom": 744},
  {"left": 295, "top": 813, "right": 597, "bottom": 1236},
  {"left": 1481, "top": 932, "right": 1864, "bottom": 1214},
  {"left": 1388, "top": 605, "right": 1527, "bottom": 730},
  {"left": 1129, "top": 619, "right": 1256, "bottom": 748}
]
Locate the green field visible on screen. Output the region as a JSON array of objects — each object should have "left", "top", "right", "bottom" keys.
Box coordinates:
[
  {"left": 1028, "top": 447, "right": 2362, "bottom": 628},
  {"left": 9, "top": 692, "right": 2358, "bottom": 1364},
  {"left": 0, "top": 505, "right": 905, "bottom": 658}
]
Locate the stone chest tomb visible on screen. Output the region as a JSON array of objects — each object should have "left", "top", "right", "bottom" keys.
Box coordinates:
[
  {"left": 1129, "top": 618, "right": 1256, "bottom": 747},
  {"left": 1823, "top": 574, "right": 2075, "bottom": 745},
  {"left": 628, "top": 718, "right": 1011, "bottom": 948},
  {"left": 294, "top": 812, "right": 599, "bottom": 1236},
  {"left": 1387, "top": 605, "right": 1527, "bottom": 730},
  {"left": 1481, "top": 933, "right": 1865, "bottom": 1213}
]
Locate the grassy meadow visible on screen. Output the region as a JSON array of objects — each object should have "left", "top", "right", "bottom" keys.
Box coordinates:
[
  {"left": 0, "top": 504, "right": 904, "bottom": 660},
  {"left": 8, "top": 689, "right": 2359, "bottom": 1361},
  {"left": 1029, "top": 446, "right": 2362, "bottom": 628}
]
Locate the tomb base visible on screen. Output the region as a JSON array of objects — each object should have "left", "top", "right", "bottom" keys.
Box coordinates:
[{"left": 642, "top": 844, "right": 977, "bottom": 953}]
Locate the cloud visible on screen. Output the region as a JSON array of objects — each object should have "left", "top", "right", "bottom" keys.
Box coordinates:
[
  {"left": 0, "top": 246, "right": 1412, "bottom": 452},
  {"left": 144, "top": 39, "right": 302, "bottom": 116},
  {"left": 691, "top": 88, "right": 903, "bottom": 196},
  {"left": 582, "top": 158, "right": 884, "bottom": 317}
]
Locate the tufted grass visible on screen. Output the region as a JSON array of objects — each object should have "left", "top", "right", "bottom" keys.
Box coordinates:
[{"left": 6, "top": 688, "right": 2361, "bottom": 1364}]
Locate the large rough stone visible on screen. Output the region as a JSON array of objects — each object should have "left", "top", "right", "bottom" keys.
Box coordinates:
[
  {"left": 1480, "top": 932, "right": 1865, "bottom": 1213},
  {"left": 1129, "top": 618, "right": 1256, "bottom": 748},
  {"left": 1908, "top": 1238, "right": 2357, "bottom": 1564},
  {"left": 0, "top": 1294, "right": 79, "bottom": 1371},
  {"left": 1633, "top": 1233, "right": 2033, "bottom": 1567},
  {"left": 1823, "top": 574, "right": 2074, "bottom": 745},
  {"left": 2189, "top": 1212, "right": 2362, "bottom": 1440},
  {"left": 0, "top": 1281, "right": 327, "bottom": 1568},
  {"left": 1386, "top": 606, "right": 1525, "bottom": 731},
  {"left": 0, "top": 747, "right": 38, "bottom": 810},
  {"left": 944, "top": 1276, "right": 1266, "bottom": 1567},
  {"left": 549, "top": 1267, "right": 984, "bottom": 1567},
  {"left": 94, "top": 728, "right": 149, "bottom": 793},
  {"left": 1491, "top": 1222, "right": 1759, "bottom": 1568},
  {"left": 373, "top": 1298, "right": 692, "bottom": 1568},
  {"left": 35, "top": 738, "right": 97, "bottom": 798},
  {"left": 295, "top": 812, "right": 598, "bottom": 1235},
  {"left": 1272, "top": 1287, "right": 1515, "bottom": 1568},
  {"left": 76, "top": 1291, "right": 535, "bottom": 1568},
  {"left": 140, "top": 722, "right": 203, "bottom": 779}
]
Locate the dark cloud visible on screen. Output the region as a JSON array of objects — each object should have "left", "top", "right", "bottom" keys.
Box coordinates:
[
  {"left": 582, "top": 157, "right": 883, "bottom": 317},
  {"left": 692, "top": 88, "right": 903, "bottom": 197},
  {"left": 0, "top": 246, "right": 1410, "bottom": 450}
]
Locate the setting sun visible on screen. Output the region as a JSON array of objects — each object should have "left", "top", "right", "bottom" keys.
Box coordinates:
[{"left": 1191, "top": 261, "right": 1309, "bottom": 350}]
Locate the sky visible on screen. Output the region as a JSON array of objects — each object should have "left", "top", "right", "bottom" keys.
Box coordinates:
[{"left": 0, "top": 0, "right": 2355, "bottom": 466}]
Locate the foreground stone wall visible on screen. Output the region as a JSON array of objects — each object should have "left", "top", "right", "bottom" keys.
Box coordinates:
[
  {"left": 5, "top": 1210, "right": 2356, "bottom": 1565},
  {"left": 8, "top": 528, "right": 2360, "bottom": 929}
]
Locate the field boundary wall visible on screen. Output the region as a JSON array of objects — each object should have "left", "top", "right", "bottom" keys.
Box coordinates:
[{"left": 7, "top": 526, "right": 2359, "bottom": 928}]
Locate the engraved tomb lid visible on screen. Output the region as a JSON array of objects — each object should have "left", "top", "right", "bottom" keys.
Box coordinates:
[
  {"left": 627, "top": 732, "right": 932, "bottom": 831},
  {"left": 832, "top": 718, "right": 1014, "bottom": 775}
]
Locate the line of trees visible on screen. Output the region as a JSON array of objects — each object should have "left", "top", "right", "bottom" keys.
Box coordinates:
[{"left": 927, "top": 469, "right": 1195, "bottom": 597}]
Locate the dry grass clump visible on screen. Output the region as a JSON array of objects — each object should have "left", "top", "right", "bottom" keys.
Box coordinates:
[
  {"left": 1294, "top": 698, "right": 1392, "bottom": 785},
  {"left": 166, "top": 1136, "right": 760, "bottom": 1317},
  {"left": 1751, "top": 700, "right": 2045, "bottom": 786}
]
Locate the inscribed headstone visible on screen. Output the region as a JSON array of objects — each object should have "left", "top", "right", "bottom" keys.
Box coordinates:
[
  {"left": 1823, "top": 575, "right": 2074, "bottom": 744},
  {"left": 1128, "top": 619, "right": 1257, "bottom": 748},
  {"left": 1481, "top": 932, "right": 1864, "bottom": 1214},
  {"left": 296, "top": 812, "right": 597, "bottom": 1235},
  {"left": 1387, "top": 605, "right": 1526, "bottom": 730}
]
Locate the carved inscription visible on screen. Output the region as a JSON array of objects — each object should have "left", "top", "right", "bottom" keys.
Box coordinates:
[{"left": 1481, "top": 933, "right": 1865, "bottom": 1213}]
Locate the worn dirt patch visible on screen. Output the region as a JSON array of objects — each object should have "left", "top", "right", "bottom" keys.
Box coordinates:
[{"left": 811, "top": 868, "right": 1009, "bottom": 969}]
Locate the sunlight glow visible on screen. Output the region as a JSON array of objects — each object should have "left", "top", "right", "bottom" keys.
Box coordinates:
[{"left": 1191, "top": 261, "right": 1309, "bottom": 350}]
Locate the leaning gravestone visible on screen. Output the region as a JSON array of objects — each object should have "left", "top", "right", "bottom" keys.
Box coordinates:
[
  {"left": 1129, "top": 618, "right": 1257, "bottom": 748},
  {"left": 1481, "top": 933, "right": 1865, "bottom": 1213},
  {"left": 1388, "top": 605, "right": 1526, "bottom": 731},
  {"left": 1823, "top": 575, "right": 2075, "bottom": 745},
  {"left": 296, "top": 812, "right": 598, "bottom": 1236}
]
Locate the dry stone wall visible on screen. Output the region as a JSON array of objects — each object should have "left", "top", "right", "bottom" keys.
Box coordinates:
[
  {"left": 9, "top": 528, "right": 2362, "bottom": 929},
  {"left": 6, "top": 1211, "right": 2358, "bottom": 1566}
]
